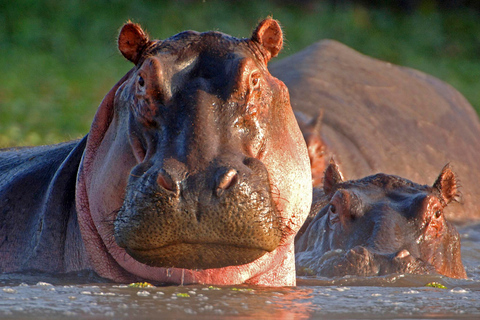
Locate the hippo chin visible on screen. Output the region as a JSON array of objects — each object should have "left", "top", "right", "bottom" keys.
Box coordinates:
[
  {"left": 0, "top": 19, "right": 312, "bottom": 286},
  {"left": 295, "top": 160, "right": 467, "bottom": 279}
]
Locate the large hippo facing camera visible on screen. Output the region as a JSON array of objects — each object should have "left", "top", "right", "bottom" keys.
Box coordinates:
[
  {"left": 0, "top": 19, "right": 312, "bottom": 286},
  {"left": 295, "top": 161, "right": 467, "bottom": 279}
]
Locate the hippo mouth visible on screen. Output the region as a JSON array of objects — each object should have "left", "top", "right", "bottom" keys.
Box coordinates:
[
  {"left": 297, "top": 246, "right": 437, "bottom": 278},
  {"left": 123, "top": 242, "right": 271, "bottom": 269}
]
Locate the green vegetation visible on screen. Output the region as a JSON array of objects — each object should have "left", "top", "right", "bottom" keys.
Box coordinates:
[
  {"left": 1, "top": 0, "right": 479, "bottom": 147},
  {"left": 425, "top": 282, "right": 447, "bottom": 289},
  {"left": 128, "top": 282, "right": 154, "bottom": 288}
]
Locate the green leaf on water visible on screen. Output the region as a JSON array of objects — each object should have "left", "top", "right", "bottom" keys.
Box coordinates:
[
  {"left": 176, "top": 293, "right": 190, "bottom": 297},
  {"left": 426, "top": 282, "right": 447, "bottom": 289},
  {"left": 207, "top": 286, "right": 221, "bottom": 290},
  {"left": 231, "top": 288, "right": 254, "bottom": 292},
  {"left": 128, "top": 282, "right": 154, "bottom": 288}
]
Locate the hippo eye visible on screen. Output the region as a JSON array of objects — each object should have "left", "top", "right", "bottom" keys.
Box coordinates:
[
  {"left": 329, "top": 204, "right": 336, "bottom": 214},
  {"left": 138, "top": 76, "right": 145, "bottom": 88},
  {"left": 250, "top": 72, "right": 261, "bottom": 89},
  {"left": 328, "top": 204, "right": 339, "bottom": 227},
  {"left": 434, "top": 210, "right": 442, "bottom": 219}
]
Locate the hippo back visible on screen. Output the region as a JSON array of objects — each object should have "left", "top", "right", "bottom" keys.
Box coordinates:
[
  {"left": 0, "top": 138, "right": 89, "bottom": 273},
  {"left": 271, "top": 40, "right": 480, "bottom": 222}
]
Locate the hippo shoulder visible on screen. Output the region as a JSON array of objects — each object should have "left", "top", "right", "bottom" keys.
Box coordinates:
[{"left": 0, "top": 137, "right": 89, "bottom": 273}]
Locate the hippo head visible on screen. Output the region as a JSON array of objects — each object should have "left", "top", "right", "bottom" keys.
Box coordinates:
[
  {"left": 75, "top": 19, "right": 312, "bottom": 286},
  {"left": 295, "top": 160, "right": 466, "bottom": 279}
]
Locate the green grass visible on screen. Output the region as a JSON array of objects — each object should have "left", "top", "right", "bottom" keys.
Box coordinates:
[{"left": 1, "top": 0, "right": 479, "bottom": 147}]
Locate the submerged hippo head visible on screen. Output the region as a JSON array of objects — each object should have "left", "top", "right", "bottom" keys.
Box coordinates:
[
  {"left": 75, "top": 19, "right": 312, "bottom": 286},
  {"left": 295, "top": 160, "right": 466, "bottom": 279}
]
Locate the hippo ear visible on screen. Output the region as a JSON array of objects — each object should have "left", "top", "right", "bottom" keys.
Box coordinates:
[
  {"left": 251, "top": 18, "right": 284, "bottom": 62},
  {"left": 433, "top": 163, "right": 460, "bottom": 206},
  {"left": 323, "top": 159, "right": 344, "bottom": 195},
  {"left": 118, "top": 22, "right": 151, "bottom": 64}
]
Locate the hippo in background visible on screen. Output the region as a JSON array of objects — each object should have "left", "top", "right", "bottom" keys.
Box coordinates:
[
  {"left": 0, "top": 19, "right": 312, "bottom": 286},
  {"left": 270, "top": 40, "right": 480, "bottom": 223},
  {"left": 295, "top": 160, "right": 467, "bottom": 279}
]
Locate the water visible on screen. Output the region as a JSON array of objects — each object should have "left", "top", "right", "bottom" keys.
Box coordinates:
[{"left": 1, "top": 223, "right": 479, "bottom": 319}]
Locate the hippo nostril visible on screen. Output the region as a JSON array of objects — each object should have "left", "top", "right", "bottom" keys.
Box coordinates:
[
  {"left": 216, "top": 169, "right": 239, "bottom": 195},
  {"left": 157, "top": 172, "right": 176, "bottom": 193}
]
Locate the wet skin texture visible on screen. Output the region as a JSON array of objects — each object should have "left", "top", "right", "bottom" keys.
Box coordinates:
[
  {"left": 0, "top": 19, "right": 311, "bottom": 286},
  {"left": 295, "top": 161, "right": 467, "bottom": 279}
]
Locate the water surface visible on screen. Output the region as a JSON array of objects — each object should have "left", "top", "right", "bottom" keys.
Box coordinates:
[{"left": 1, "top": 223, "right": 479, "bottom": 319}]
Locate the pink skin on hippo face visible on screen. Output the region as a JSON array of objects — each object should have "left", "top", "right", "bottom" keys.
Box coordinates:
[
  {"left": 295, "top": 160, "right": 467, "bottom": 279},
  {"left": 75, "top": 19, "right": 312, "bottom": 286}
]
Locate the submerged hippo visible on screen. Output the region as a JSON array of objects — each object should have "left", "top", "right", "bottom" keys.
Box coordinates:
[
  {"left": 295, "top": 160, "right": 467, "bottom": 279},
  {"left": 271, "top": 40, "right": 480, "bottom": 222},
  {"left": 0, "top": 19, "right": 312, "bottom": 286}
]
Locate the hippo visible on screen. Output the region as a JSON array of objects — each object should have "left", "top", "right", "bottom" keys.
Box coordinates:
[
  {"left": 270, "top": 40, "right": 480, "bottom": 223},
  {"left": 295, "top": 160, "right": 467, "bottom": 279},
  {"left": 0, "top": 19, "right": 312, "bottom": 286}
]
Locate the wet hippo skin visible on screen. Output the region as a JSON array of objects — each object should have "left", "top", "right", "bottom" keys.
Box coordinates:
[
  {"left": 0, "top": 19, "right": 312, "bottom": 286},
  {"left": 295, "top": 160, "right": 467, "bottom": 279}
]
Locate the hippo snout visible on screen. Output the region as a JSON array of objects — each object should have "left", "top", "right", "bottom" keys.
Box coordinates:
[{"left": 114, "top": 156, "right": 283, "bottom": 270}]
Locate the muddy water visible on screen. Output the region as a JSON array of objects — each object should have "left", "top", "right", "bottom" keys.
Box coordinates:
[{"left": 1, "top": 223, "right": 479, "bottom": 319}]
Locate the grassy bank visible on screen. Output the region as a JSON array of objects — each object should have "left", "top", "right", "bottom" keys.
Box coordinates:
[{"left": 1, "top": 0, "right": 479, "bottom": 147}]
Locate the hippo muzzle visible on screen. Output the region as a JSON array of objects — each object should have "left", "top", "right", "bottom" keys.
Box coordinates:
[{"left": 114, "top": 154, "right": 282, "bottom": 269}]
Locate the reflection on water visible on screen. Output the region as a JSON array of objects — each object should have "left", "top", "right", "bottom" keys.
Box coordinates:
[{"left": 1, "top": 223, "right": 479, "bottom": 319}]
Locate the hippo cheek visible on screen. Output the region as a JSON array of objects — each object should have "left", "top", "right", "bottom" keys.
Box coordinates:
[
  {"left": 113, "top": 161, "right": 283, "bottom": 270},
  {"left": 258, "top": 98, "right": 312, "bottom": 238},
  {"left": 85, "top": 115, "right": 138, "bottom": 244}
]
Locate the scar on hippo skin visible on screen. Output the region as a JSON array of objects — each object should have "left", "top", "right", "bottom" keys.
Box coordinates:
[{"left": 295, "top": 160, "right": 467, "bottom": 279}]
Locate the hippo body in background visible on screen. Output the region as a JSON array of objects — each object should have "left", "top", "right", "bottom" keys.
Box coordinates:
[
  {"left": 295, "top": 161, "right": 467, "bottom": 279},
  {"left": 270, "top": 40, "right": 480, "bottom": 222},
  {"left": 0, "top": 19, "right": 312, "bottom": 286},
  {"left": 0, "top": 139, "right": 90, "bottom": 273}
]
